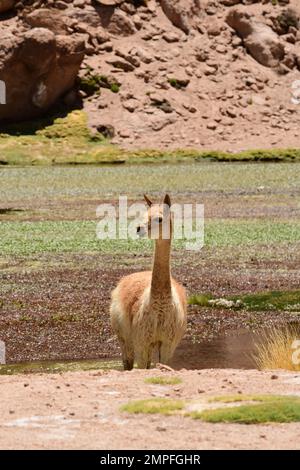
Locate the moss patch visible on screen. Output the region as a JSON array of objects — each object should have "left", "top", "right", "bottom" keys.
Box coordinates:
[
  {"left": 122, "top": 395, "right": 300, "bottom": 424},
  {"left": 0, "top": 110, "right": 125, "bottom": 165},
  {"left": 232, "top": 290, "right": 300, "bottom": 312},
  {"left": 79, "top": 70, "right": 121, "bottom": 96},
  {"left": 188, "top": 294, "right": 213, "bottom": 307},
  {"left": 121, "top": 398, "right": 185, "bottom": 415},
  {"left": 144, "top": 376, "right": 182, "bottom": 385},
  {"left": 2, "top": 116, "right": 300, "bottom": 168},
  {"left": 208, "top": 394, "right": 290, "bottom": 404},
  {"left": 189, "top": 290, "right": 300, "bottom": 312},
  {"left": 193, "top": 396, "right": 300, "bottom": 424},
  {"left": 168, "top": 78, "right": 189, "bottom": 90}
]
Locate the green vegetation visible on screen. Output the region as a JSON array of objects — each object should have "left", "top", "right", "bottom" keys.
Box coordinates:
[
  {"left": 168, "top": 78, "right": 189, "bottom": 90},
  {"left": 121, "top": 398, "right": 184, "bottom": 415},
  {"left": 193, "top": 395, "right": 300, "bottom": 424},
  {"left": 122, "top": 395, "right": 300, "bottom": 424},
  {"left": 232, "top": 290, "right": 300, "bottom": 312},
  {"left": 188, "top": 294, "right": 213, "bottom": 307},
  {"left": 1, "top": 220, "right": 299, "bottom": 256},
  {"left": 0, "top": 110, "right": 125, "bottom": 165},
  {"left": 1, "top": 110, "right": 300, "bottom": 166},
  {"left": 79, "top": 70, "right": 121, "bottom": 96},
  {"left": 189, "top": 290, "right": 300, "bottom": 312},
  {"left": 208, "top": 394, "right": 289, "bottom": 404},
  {"left": 144, "top": 376, "right": 182, "bottom": 385},
  {"left": 1, "top": 161, "right": 299, "bottom": 201},
  {"left": 277, "top": 8, "right": 299, "bottom": 33}
]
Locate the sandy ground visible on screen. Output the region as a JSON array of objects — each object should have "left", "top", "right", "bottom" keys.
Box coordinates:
[{"left": 0, "top": 368, "right": 299, "bottom": 450}]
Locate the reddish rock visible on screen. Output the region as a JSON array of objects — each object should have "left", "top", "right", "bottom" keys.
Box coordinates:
[{"left": 0, "top": 28, "right": 85, "bottom": 121}]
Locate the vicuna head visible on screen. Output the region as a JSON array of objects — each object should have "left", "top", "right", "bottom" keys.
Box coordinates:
[{"left": 137, "top": 194, "right": 172, "bottom": 241}]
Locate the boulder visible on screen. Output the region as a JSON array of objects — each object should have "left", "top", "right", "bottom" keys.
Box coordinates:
[
  {"left": 94, "top": 0, "right": 124, "bottom": 5},
  {"left": 106, "top": 9, "right": 136, "bottom": 36},
  {"left": 226, "top": 8, "right": 285, "bottom": 68},
  {"left": 159, "top": 0, "right": 201, "bottom": 34},
  {"left": 24, "top": 8, "right": 69, "bottom": 34},
  {"left": 0, "top": 28, "right": 85, "bottom": 122}
]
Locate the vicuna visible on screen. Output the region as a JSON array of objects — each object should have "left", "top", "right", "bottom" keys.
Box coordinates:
[{"left": 110, "top": 194, "right": 187, "bottom": 370}]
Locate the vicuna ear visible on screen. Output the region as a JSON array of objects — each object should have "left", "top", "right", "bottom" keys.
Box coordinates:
[
  {"left": 144, "top": 194, "right": 153, "bottom": 207},
  {"left": 164, "top": 194, "right": 171, "bottom": 208}
]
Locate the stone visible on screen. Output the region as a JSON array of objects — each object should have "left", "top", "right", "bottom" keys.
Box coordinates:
[
  {"left": 162, "top": 31, "right": 180, "bottom": 43},
  {"left": 159, "top": 0, "right": 201, "bottom": 34},
  {"left": 106, "top": 57, "right": 135, "bottom": 72},
  {"left": 24, "top": 8, "right": 69, "bottom": 34},
  {"left": 95, "top": 0, "right": 124, "bottom": 5},
  {"left": 106, "top": 10, "right": 136, "bottom": 36},
  {"left": 226, "top": 8, "right": 285, "bottom": 68},
  {"left": 0, "top": 28, "right": 85, "bottom": 121},
  {"left": 122, "top": 98, "right": 139, "bottom": 113},
  {"left": 96, "top": 124, "right": 115, "bottom": 138}
]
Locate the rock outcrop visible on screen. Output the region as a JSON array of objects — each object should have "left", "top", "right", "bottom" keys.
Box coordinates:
[
  {"left": 1, "top": 0, "right": 300, "bottom": 150},
  {"left": 0, "top": 28, "right": 85, "bottom": 121}
]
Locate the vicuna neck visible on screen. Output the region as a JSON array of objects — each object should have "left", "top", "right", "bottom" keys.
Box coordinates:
[{"left": 150, "top": 238, "right": 171, "bottom": 299}]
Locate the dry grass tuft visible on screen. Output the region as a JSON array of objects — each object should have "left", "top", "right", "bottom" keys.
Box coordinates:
[{"left": 254, "top": 326, "right": 300, "bottom": 371}]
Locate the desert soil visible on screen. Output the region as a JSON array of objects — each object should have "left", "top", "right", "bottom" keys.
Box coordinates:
[{"left": 0, "top": 367, "right": 299, "bottom": 450}]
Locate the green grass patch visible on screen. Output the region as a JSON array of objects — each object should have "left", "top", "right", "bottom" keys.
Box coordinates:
[
  {"left": 188, "top": 294, "right": 213, "bottom": 307},
  {"left": 193, "top": 396, "right": 300, "bottom": 424},
  {"left": 1, "top": 220, "right": 300, "bottom": 256},
  {"left": 1, "top": 110, "right": 300, "bottom": 168},
  {"left": 144, "top": 376, "right": 182, "bottom": 385},
  {"left": 232, "top": 290, "right": 300, "bottom": 312},
  {"left": 189, "top": 290, "right": 300, "bottom": 312},
  {"left": 122, "top": 395, "right": 300, "bottom": 424},
  {"left": 121, "top": 398, "right": 185, "bottom": 415},
  {"left": 208, "top": 394, "right": 290, "bottom": 404},
  {"left": 0, "top": 110, "right": 126, "bottom": 166}
]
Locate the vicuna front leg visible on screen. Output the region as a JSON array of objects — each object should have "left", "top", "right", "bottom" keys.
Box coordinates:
[
  {"left": 135, "top": 343, "right": 153, "bottom": 369},
  {"left": 120, "top": 338, "right": 134, "bottom": 371}
]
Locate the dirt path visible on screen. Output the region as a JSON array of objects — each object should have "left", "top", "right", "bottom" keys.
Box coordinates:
[{"left": 0, "top": 368, "right": 299, "bottom": 450}]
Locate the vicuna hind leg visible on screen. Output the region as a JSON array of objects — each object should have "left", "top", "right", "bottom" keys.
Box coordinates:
[{"left": 119, "top": 338, "right": 134, "bottom": 371}]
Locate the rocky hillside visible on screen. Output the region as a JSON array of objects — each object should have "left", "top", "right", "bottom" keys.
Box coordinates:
[{"left": 1, "top": 0, "right": 300, "bottom": 151}]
